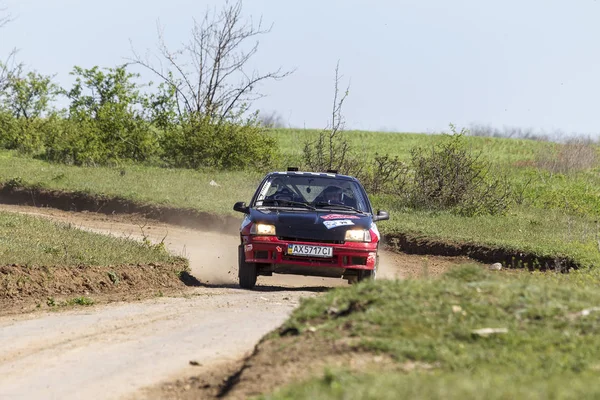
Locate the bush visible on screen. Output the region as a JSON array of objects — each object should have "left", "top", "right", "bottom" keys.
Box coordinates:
[
  {"left": 160, "top": 116, "right": 278, "bottom": 170},
  {"left": 356, "top": 153, "right": 409, "bottom": 195},
  {"left": 33, "top": 66, "right": 162, "bottom": 166},
  {"left": 407, "top": 128, "right": 512, "bottom": 216},
  {"left": 41, "top": 114, "right": 159, "bottom": 166},
  {"left": 0, "top": 112, "right": 47, "bottom": 154},
  {"left": 42, "top": 116, "right": 104, "bottom": 165}
]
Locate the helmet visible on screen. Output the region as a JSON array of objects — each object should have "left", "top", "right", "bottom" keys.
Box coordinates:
[
  {"left": 322, "top": 185, "right": 343, "bottom": 204},
  {"left": 274, "top": 186, "right": 295, "bottom": 201}
]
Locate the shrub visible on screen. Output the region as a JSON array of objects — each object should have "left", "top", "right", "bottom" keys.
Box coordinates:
[
  {"left": 160, "top": 115, "right": 278, "bottom": 170},
  {"left": 39, "top": 65, "right": 162, "bottom": 165},
  {"left": 407, "top": 127, "right": 512, "bottom": 216},
  {"left": 42, "top": 116, "right": 104, "bottom": 165},
  {"left": 302, "top": 129, "right": 353, "bottom": 173},
  {"left": 40, "top": 115, "right": 160, "bottom": 166},
  {"left": 356, "top": 153, "right": 409, "bottom": 195},
  {"left": 0, "top": 111, "right": 46, "bottom": 154}
]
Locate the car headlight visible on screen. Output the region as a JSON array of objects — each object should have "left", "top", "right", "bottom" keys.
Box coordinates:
[
  {"left": 345, "top": 229, "right": 371, "bottom": 242},
  {"left": 250, "top": 223, "right": 276, "bottom": 236}
]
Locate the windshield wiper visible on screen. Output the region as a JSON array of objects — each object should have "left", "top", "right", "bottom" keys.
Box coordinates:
[
  {"left": 313, "top": 202, "right": 365, "bottom": 214},
  {"left": 259, "top": 199, "right": 316, "bottom": 210}
]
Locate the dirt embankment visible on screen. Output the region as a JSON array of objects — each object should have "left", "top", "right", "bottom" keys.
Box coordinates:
[
  {"left": 386, "top": 234, "right": 577, "bottom": 272},
  {"left": 0, "top": 262, "right": 191, "bottom": 316}
]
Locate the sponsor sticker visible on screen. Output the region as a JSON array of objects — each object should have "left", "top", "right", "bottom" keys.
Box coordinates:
[
  {"left": 323, "top": 220, "right": 355, "bottom": 229},
  {"left": 370, "top": 223, "right": 381, "bottom": 239},
  {"left": 320, "top": 214, "right": 361, "bottom": 220}
]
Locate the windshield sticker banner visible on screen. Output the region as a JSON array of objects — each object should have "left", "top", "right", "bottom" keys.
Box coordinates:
[
  {"left": 320, "top": 214, "right": 361, "bottom": 220},
  {"left": 323, "top": 220, "right": 355, "bottom": 229}
]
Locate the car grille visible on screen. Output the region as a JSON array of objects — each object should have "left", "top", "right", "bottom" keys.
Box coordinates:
[
  {"left": 277, "top": 236, "right": 344, "bottom": 244},
  {"left": 282, "top": 254, "right": 339, "bottom": 264},
  {"left": 351, "top": 256, "right": 367, "bottom": 265}
]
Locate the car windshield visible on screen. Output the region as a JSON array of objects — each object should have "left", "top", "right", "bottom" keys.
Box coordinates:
[{"left": 254, "top": 174, "right": 370, "bottom": 213}]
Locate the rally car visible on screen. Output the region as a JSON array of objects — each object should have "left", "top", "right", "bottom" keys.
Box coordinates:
[{"left": 232, "top": 168, "right": 389, "bottom": 289}]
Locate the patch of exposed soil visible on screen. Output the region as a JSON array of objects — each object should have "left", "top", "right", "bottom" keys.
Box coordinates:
[
  {"left": 144, "top": 332, "right": 436, "bottom": 400},
  {"left": 0, "top": 261, "right": 189, "bottom": 316}
]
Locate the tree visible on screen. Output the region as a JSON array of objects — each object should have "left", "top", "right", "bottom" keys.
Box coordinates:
[
  {"left": 1, "top": 69, "right": 58, "bottom": 119},
  {"left": 131, "top": 0, "right": 292, "bottom": 122},
  {"left": 45, "top": 65, "right": 160, "bottom": 164}
]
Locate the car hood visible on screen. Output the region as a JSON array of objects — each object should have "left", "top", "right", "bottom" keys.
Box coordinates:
[{"left": 248, "top": 208, "right": 373, "bottom": 241}]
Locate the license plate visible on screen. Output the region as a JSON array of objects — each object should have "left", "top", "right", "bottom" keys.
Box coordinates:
[{"left": 287, "top": 244, "right": 333, "bottom": 258}]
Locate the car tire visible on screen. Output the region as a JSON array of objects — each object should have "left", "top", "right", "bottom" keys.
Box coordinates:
[
  {"left": 357, "top": 269, "right": 375, "bottom": 281},
  {"left": 238, "top": 245, "right": 257, "bottom": 289}
]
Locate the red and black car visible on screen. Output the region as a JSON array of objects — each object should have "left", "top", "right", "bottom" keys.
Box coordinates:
[{"left": 233, "top": 169, "right": 389, "bottom": 289}]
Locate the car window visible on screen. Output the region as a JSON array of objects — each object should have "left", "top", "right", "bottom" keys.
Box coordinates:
[{"left": 255, "top": 175, "right": 369, "bottom": 212}]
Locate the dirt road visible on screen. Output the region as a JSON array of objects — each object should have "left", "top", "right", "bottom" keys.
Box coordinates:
[{"left": 0, "top": 205, "right": 474, "bottom": 399}]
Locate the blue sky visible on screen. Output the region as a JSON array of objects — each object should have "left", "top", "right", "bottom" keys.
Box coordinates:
[{"left": 1, "top": 0, "right": 599, "bottom": 135}]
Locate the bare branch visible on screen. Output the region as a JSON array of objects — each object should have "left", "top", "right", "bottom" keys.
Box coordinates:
[
  {"left": 129, "top": 0, "right": 293, "bottom": 121},
  {"left": 0, "top": 48, "right": 21, "bottom": 94},
  {"left": 302, "top": 62, "right": 352, "bottom": 172},
  {"left": 0, "top": 3, "right": 12, "bottom": 29}
]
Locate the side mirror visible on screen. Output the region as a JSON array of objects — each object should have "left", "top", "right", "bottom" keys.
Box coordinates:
[
  {"left": 373, "top": 210, "right": 389, "bottom": 222},
  {"left": 233, "top": 201, "right": 250, "bottom": 214}
]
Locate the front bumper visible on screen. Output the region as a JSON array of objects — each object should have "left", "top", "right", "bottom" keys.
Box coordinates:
[{"left": 242, "top": 236, "right": 378, "bottom": 271}]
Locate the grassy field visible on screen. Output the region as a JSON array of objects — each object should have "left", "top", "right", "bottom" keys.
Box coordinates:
[
  {"left": 258, "top": 265, "right": 600, "bottom": 399},
  {"left": 0, "top": 211, "right": 176, "bottom": 266},
  {"left": 1, "top": 128, "right": 598, "bottom": 268},
  {"left": 274, "top": 129, "right": 555, "bottom": 165}
]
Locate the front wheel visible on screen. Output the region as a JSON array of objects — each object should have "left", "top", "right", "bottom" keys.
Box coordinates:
[
  {"left": 238, "top": 245, "right": 257, "bottom": 289},
  {"left": 357, "top": 268, "right": 376, "bottom": 282}
]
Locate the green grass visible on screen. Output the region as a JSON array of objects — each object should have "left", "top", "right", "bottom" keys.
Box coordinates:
[
  {"left": 65, "top": 296, "right": 95, "bottom": 306},
  {"left": 0, "top": 151, "right": 262, "bottom": 217},
  {"left": 0, "top": 211, "right": 176, "bottom": 266},
  {"left": 273, "top": 129, "right": 555, "bottom": 166},
  {"left": 260, "top": 266, "right": 600, "bottom": 399},
  {"left": 262, "top": 370, "right": 600, "bottom": 400},
  {"left": 1, "top": 129, "right": 599, "bottom": 267}
]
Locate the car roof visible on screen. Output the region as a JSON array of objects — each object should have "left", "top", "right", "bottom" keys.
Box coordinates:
[{"left": 267, "top": 171, "right": 359, "bottom": 182}]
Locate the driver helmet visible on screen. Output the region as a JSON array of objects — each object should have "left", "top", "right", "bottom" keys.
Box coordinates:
[{"left": 323, "top": 185, "right": 343, "bottom": 203}]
